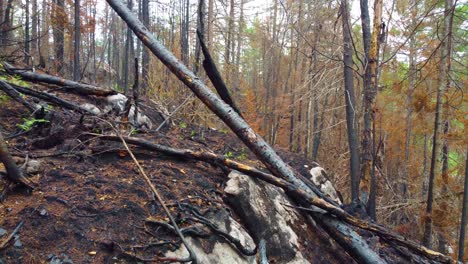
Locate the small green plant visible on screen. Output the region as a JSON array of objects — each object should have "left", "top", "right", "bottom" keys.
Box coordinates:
[
  {"left": 0, "top": 93, "right": 9, "bottom": 104},
  {"left": 17, "top": 118, "right": 49, "bottom": 131},
  {"left": 179, "top": 122, "right": 187, "bottom": 129},
  {"left": 225, "top": 151, "right": 234, "bottom": 158},
  {"left": 236, "top": 148, "right": 247, "bottom": 160},
  {"left": 190, "top": 130, "right": 197, "bottom": 137},
  {"left": 129, "top": 128, "right": 138, "bottom": 136}
]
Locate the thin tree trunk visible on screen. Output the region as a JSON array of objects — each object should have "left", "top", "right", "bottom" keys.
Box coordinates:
[
  {"left": 193, "top": 0, "right": 205, "bottom": 75},
  {"left": 73, "top": 0, "right": 81, "bottom": 81},
  {"left": 207, "top": 0, "right": 213, "bottom": 49},
  {"left": 458, "top": 148, "right": 468, "bottom": 262},
  {"left": 342, "top": 0, "right": 360, "bottom": 203},
  {"left": 141, "top": 0, "right": 149, "bottom": 94},
  {"left": 53, "top": 0, "right": 65, "bottom": 74},
  {"left": 31, "top": 0, "right": 38, "bottom": 59},
  {"left": 423, "top": 0, "right": 453, "bottom": 248},
  {"left": 403, "top": 0, "right": 417, "bottom": 199},
  {"left": 24, "top": 0, "right": 30, "bottom": 64}
]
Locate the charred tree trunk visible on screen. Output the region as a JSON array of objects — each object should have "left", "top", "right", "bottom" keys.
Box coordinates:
[
  {"left": 4, "top": 63, "right": 116, "bottom": 96},
  {"left": 341, "top": 0, "right": 360, "bottom": 203},
  {"left": 141, "top": 0, "right": 149, "bottom": 94},
  {"left": 73, "top": 0, "right": 81, "bottom": 81},
  {"left": 53, "top": 0, "right": 65, "bottom": 74},
  {"left": 24, "top": 0, "right": 30, "bottom": 64},
  {"left": 459, "top": 148, "right": 468, "bottom": 262}
]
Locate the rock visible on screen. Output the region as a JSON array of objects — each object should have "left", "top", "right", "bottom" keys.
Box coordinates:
[
  {"left": 49, "top": 253, "right": 74, "bottom": 264},
  {"left": 128, "top": 106, "right": 152, "bottom": 129},
  {"left": 224, "top": 170, "right": 351, "bottom": 263},
  {"left": 26, "top": 159, "right": 43, "bottom": 174},
  {"left": 225, "top": 170, "right": 309, "bottom": 264},
  {"left": 105, "top": 93, "right": 127, "bottom": 113},
  {"left": 0, "top": 228, "right": 6, "bottom": 237},
  {"left": 164, "top": 209, "right": 255, "bottom": 264},
  {"left": 13, "top": 238, "right": 22, "bottom": 248},
  {"left": 308, "top": 163, "right": 342, "bottom": 205},
  {"left": 80, "top": 103, "right": 101, "bottom": 115}
]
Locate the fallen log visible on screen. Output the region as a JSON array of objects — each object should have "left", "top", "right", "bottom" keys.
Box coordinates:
[
  {"left": 0, "top": 80, "right": 36, "bottom": 112},
  {"left": 91, "top": 133, "right": 452, "bottom": 263},
  {"left": 6, "top": 81, "right": 95, "bottom": 114},
  {"left": 2, "top": 62, "right": 116, "bottom": 97}
]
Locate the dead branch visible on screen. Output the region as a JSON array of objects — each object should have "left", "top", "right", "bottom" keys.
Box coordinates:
[
  {"left": 2, "top": 62, "right": 116, "bottom": 97},
  {"left": 0, "top": 80, "right": 36, "bottom": 112},
  {"left": 7, "top": 81, "right": 95, "bottom": 114},
  {"left": 0, "top": 131, "right": 33, "bottom": 188},
  {"left": 178, "top": 202, "right": 256, "bottom": 256},
  {"left": 0, "top": 220, "right": 24, "bottom": 249},
  {"left": 196, "top": 30, "right": 242, "bottom": 117}
]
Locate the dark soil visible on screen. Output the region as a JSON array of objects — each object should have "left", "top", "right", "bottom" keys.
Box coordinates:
[{"left": 0, "top": 90, "right": 348, "bottom": 263}]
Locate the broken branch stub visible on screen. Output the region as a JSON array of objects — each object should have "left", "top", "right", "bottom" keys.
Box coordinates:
[{"left": 0, "top": 131, "right": 33, "bottom": 188}]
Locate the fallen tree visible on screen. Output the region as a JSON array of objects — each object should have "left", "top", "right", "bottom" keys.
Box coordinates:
[{"left": 2, "top": 62, "right": 116, "bottom": 97}]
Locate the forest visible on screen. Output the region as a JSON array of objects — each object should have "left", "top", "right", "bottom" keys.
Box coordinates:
[{"left": 0, "top": 0, "right": 466, "bottom": 263}]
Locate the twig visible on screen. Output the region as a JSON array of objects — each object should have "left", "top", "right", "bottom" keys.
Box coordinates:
[{"left": 0, "top": 220, "right": 24, "bottom": 249}]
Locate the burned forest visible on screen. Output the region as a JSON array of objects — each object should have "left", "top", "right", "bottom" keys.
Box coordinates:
[{"left": 0, "top": 0, "right": 466, "bottom": 263}]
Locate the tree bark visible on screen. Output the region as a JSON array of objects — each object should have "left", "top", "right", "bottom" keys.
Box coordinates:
[
  {"left": 458, "top": 148, "right": 468, "bottom": 262},
  {"left": 53, "top": 0, "right": 65, "bottom": 74},
  {"left": 73, "top": 0, "right": 81, "bottom": 81},
  {"left": 24, "top": 0, "right": 30, "bottom": 64},
  {"left": 341, "top": 0, "right": 360, "bottom": 203}
]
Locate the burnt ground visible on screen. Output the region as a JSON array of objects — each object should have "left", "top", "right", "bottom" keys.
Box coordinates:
[{"left": 0, "top": 92, "right": 351, "bottom": 263}]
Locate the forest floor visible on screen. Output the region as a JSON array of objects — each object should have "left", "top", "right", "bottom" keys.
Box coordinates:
[{"left": 0, "top": 91, "right": 317, "bottom": 263}]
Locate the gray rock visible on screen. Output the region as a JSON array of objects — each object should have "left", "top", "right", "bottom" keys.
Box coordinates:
[
  {"left": 225, "top": 170, "right": 311, "bottom": 264},
  {"left": 13, "top": 239, "right": 22, "bottom": 248},
  {"left": 26, "top": 159, "right": 43, "bottom": 174},
  {"left": 164, "top": 209, "right": 255, "bottom": 264},
  {"left": 105, "top": 93, "right": 128, "bottom": 112},
  {"left": 0, "top": 228, "right": 7, "bottom": 237},
  {"left": 80, "top": 103, "right": 101, "bottom": 115}
]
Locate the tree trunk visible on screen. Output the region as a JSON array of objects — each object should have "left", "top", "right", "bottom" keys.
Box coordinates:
[
  {"left": 53, "top": 0, "right": 65, "bottom": 74},
  {"left": 423, "top": 0, "right": 453, "bottom": 248},
  {"left": 341, "top": 0, "right": 360, "bottom": 203},
  {"left": 73, "top": 0, "right": 81, "bottom": 81},
  {"left": 207, "top": 0, "right": 213, "bottom": 49},
  {"left": 193, "top": 0, "right": 205, "bottom": 75},
  {"left": 403, "top": 0, "right": 418, "bottom": 199},
  {"left": 458, "top": 148, "right": 468, "bottom": 262},
  {"left": 141, "top": 0, "right": 149, "bottom": 94},
  {"left": 31, "top": 0, "right": 38, "bottom": 60},
  {"left": 24, "top": 0, "right": 30, "bottom": 64}
]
